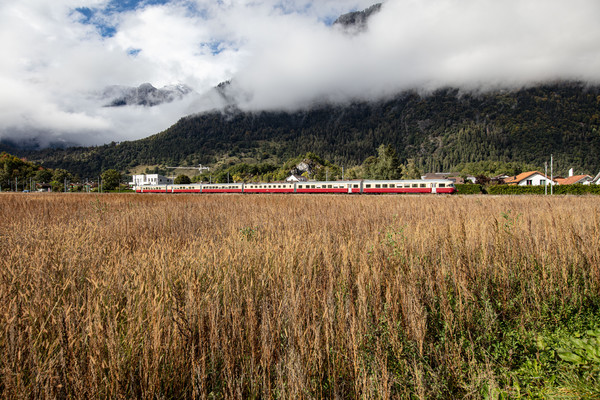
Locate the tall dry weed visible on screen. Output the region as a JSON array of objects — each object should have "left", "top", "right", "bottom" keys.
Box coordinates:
[{"left": 0, "top": 193, "right": 599, "bottom": 398}]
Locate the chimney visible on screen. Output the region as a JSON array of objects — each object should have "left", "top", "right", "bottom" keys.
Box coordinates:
[{"left": 569, "top": 168, "right": 574, "bottom": 177}]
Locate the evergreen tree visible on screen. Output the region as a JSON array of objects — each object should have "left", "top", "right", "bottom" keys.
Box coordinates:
[
  {"left": 374, "top": 144, "right": 402, "bottom": 179},
  {"left": 401, "top": 159, "right": 422, "bottom": 179},
  {"left": 101, "top": 169, "right": 121, "bottom": 190},
  {"left": 174, "top": 174, "right": 191, "bottom": 184}
]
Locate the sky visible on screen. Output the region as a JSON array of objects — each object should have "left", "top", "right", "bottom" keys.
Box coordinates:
[{"left": 1, "top": 0, "right": 599, "bottom": 148}]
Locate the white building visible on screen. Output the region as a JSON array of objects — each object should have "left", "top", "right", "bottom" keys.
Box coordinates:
[
  {"left": 129, "top": 174, "right": 173, "bottom": 186},
  {"left": 285, "top": 174, "right": 308, "bottom": 182},
  {"left": 503, "top": 171, "right": 554, "bottom": 186}
]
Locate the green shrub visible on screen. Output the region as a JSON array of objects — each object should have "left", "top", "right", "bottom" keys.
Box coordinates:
[
  {"left": 487, "top": 184, "right": 600, "bottom": 195},
  {"left": 454, "top": 184, "right": 484, "bottom": 194}
]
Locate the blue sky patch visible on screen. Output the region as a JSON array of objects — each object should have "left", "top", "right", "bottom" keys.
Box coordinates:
[
  {"left": 75, "top": 7, "right": 94, "bottom": 23},
  {"left": 74, "top": 0, "right": 176, "bottom": 38},
  {"left": 106, "top": 0, "right": 172, "bottom": 13}
]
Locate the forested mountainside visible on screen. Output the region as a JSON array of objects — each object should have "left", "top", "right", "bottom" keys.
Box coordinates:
[{"left": 10, "top": 82, "right": 600, "bottom": 177}]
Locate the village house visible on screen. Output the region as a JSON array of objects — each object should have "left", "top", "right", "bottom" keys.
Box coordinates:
[
  {"left": 554, "top": 168, "right": 592, "bottom": 185},
  {"left": 555, "top": 175, "right": 592, "bottom": 185},
  {"left": 503, "top": 171, "right": 553, "bottom": 186},
  {"left": 129, "top": 174, "right": 173, "bottom": 186},
  {"left": 285, "top": 174, "right": 308, "bottom": 182}
]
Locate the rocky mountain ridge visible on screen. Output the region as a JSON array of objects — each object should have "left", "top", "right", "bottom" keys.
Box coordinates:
[{"left": 102, "top": 83, "right": 193, "bottom": 107}]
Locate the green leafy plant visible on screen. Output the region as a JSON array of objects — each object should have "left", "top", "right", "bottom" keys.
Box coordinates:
[{"left": 239, "top": 226, "right": 258, "bottom": 241}]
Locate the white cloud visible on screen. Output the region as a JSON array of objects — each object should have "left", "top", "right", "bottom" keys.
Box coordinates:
[{"left": 1, "top": 0, "right": 599, "bottom": 147}]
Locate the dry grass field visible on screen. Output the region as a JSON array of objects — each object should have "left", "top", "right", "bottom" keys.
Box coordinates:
[{"left": 1, "top": 193, "right": 599, "bottom": 399}]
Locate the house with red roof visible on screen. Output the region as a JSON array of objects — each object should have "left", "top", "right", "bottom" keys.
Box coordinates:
[
  {"left": 503, "top": 171, "right": 553, "bottom": 186},
  {"left": 555, "top": 175, "right": 592, "bottom": 185}
]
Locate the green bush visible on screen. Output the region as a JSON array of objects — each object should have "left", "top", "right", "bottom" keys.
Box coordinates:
[
  {"left": 454, "top": 184, "right": 484, "bottom": 194},
  {"left": 487, "top": 185, "right": 546, "bottom": 195},
  {"left": 487, "top": 184, "right": 600, "bottom": 195},
  {"left": 554, "top": 184, "right": 600, "bottom": 195}
]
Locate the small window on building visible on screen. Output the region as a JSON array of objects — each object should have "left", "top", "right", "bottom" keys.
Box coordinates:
[{"left": 526, "top": 180, "right": 533, "bottom": 185}]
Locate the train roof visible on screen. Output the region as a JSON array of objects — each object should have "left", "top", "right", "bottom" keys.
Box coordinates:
[{"left": 136, "top": 178, "right": 455, "bottom": 187}]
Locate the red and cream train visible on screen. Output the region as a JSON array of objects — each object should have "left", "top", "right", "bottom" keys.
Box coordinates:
[{"left": 135, "top": 179, "right": 456, "bottom": 194}]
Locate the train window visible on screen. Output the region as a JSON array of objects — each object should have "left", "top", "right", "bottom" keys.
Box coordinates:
[
  {"left": 328, "top": 185, "right": 332, "bottom": 188},
  {"left": 382, "top": 184, "right": 388, "bottom": 188},
  {"left": 439, "top": 183, "right": 446, "bottom": 188},
  {"left": 420, "top": 184, "right": 426, "bottom": 188},
  {"left": 375, "top": 184, "right": 381, "bottom": 188},
  {"left": 353, "top": 184, "right": 359, "bottom": 188},
  {"left": 412, "top": 184, "right": 418, "bottom": 188},
  {"left": 366, "top": 184, "right": 371, "bottom": 188},
  {"left": 311, "top": 185, "right": 315, "bottom": 188}
]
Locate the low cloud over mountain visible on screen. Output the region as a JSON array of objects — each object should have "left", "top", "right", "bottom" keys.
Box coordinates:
[
  {"left": 102, "top": 83, "right": 193, "bottom": 107},
  {"left": 1, "top": 0, "right": 600, "bottom": 148}
]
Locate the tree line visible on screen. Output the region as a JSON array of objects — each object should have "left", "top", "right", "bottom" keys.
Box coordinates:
[
  {"left": 13, "top": 82, "right": 600, "bottom": 178},
  {"left": 0, "top": 152, "right": 125, "bottom": 192}
]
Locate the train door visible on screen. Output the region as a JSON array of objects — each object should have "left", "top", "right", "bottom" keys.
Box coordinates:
[{"left": 431, "top": 183, "right": 437, "bottom": 194}]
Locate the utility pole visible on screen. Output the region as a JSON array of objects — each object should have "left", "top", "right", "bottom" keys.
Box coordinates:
[
  {"left": 545, "top": 162, "right": 548, "bottom": 195},
  {"left": 550, "top": 154, "right": 553, "bottom": 195}
]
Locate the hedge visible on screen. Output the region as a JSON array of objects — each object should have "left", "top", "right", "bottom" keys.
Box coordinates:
[
  {"left": 486, "top": 184, "right": 600, "bottom": 195},
  {"left": 454, "top": 184, "right": 484, "bottom": 194}
]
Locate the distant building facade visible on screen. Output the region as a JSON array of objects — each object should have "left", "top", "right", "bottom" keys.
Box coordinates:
[
  {"left": 286, "top": 174, "right": 308, "bottom": 182},
  {"left": 504, "top": 171, "right": 553, "bottom": 186},
  {"left": 555, "top": 175, "right": 592, "bottom": 185},
  {"left": 130, "top": 174, "right": 173, "bottom": 186}
]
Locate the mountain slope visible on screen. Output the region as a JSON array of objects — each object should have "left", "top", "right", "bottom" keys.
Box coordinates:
[
  {"left": 17, "top": 83, "right": 600, "bottom": 177},
  {"left": 102, "top": 83, "right": 193, "bottom": 107}
]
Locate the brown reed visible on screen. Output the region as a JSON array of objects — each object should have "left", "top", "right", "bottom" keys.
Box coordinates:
[{"left": 0, "top": 193, "right": 598, "bottom": 399}]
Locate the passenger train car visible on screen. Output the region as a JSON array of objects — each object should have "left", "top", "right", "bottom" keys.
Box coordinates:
[{"left": 135, "top": 179, "right": 456, "bottom": 194}]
